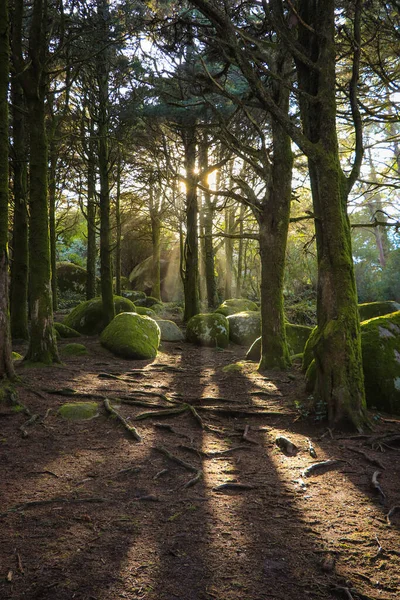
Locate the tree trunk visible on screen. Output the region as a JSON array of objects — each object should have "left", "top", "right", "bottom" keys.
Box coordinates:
[
  {"left": 224, "top": 207, "right": 235, "bottom": 299},
  {"left": 236, "top": 205, "right": 245, "bottom": 298},
  {"left": 48, "top": 139, "right": 58, "bottom": 311},
  {"left": 86, "top": 128, "right": 97, "bottom": 300},
  {"left": 97, "top": 0, "right": 114, "bottom": 325},
  {"left": 258, "top": 115, "right": 292, "bottom": 371},
  {"left": 25, "top": 95, "right": 59, "bottom": 363},
  {"left": 10, "top": 75, "right": 29, "bottom": 341},
  {"left": 296, "top": 0, "right": 367, "bottom": 429},
  {"left": 0, "top": 0, "right": 15, "bottom": 379},
  {"left": 150, "top": 212, "right": 161, "bottom": 300},
  {"left": 182, "top": 125, "right": 200, "bottom": 321},
  {"left": 114, "top": 155, "right": 122, "bottom": 296}
]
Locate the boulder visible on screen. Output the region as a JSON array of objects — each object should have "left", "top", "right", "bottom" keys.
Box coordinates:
[
  {"left": 156, "top": 319, "right": 184, "bottom": 342},
  {"left": 56, "top": 261, "right": 87, "bottom": 295},
  {"left": 227, "top": 311, "right": 261, "bottom": 346},
  {"left": 246, "top": 323, "right": 312, "bottom": 361},
  {"left": 61, "top": 343, "right": 89, "bottom": 356},
  {"left": 215, "top": 298, "right": 258, "bottom": 317},
  {"left": 358, "top": 301, "right": 400, "bottom": 321},
  {"left": 145, "top": 296, "right": 162, "bottom": 308},
  {"left": 100, "top": 312, "right": 161, "bottom": 359},
  {"left": 186, "top": 313, "right": 229, "bottom": 348},
  {"left": 63, "top": 296, "right": 136, "bottom": 335},
  {"left": 123, "top": 290, "right": 147, "bottom": 303},
  {"left": 361, "top": 311, "right": 400, "bottom": 414},
  {"left": 54, "top": 322, "right": 81, "bottom": 338}
]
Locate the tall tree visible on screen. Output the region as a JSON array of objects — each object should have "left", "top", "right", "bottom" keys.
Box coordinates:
[
  {"left": 12, "top": 0, "right": 59, "bottom": 363},
  {"left": 0, "top": 0, "right": 15, "bottom": 379}
]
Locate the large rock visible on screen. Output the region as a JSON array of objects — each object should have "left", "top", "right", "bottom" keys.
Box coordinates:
[
  {"left": 227, "top": 311, "right": 261, "bottom": 346},
  {"left": 63, "top": 296, "right": 136, "bottom": 335},
  {"left": 361, "top": 311, "right": 400, "bottom": 414},
  {"left": 123, "top": 290, "right": 147, "bottom": 303},
  {"left": 215, "top": 298, "right": 258, "bottom": 317},
  {"left": 246, "top": 323, "right": 312, "bottom": 361},
  {"left": 156, "top": 319, "right": 184, "bottom": 342},
  {"left": 186, "top": 313, "right": 229, "bottom": 348},
  {"left": 135, "top": 306, "right": 156, "bottom": 317},
  {"left": 358, "top": 301, "right": 400, "bottom": 321},
  {"left": 100, "top": 312, "right": 161, "bottom": 359},
  {"left": 54, "top": 322, "right": 81, "bottom": 338},
  {"left": 56, "top": 262, "right": 87, "bottom": 295}
]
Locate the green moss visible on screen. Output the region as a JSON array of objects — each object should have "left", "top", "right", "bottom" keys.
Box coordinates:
[
  {"left": 100, "top": 312, "right": 161, "bottom": 359},
  {"left": 61, "top": 343, "right": 89, "bottom": 357},
  {"left": 134, "top": 306, "right": 156, "bottom": 317},
  {"left": 285, "top": 323, "right": 312, "bottom": 355},
  {"left": 145, "top": 296, "right": 162, "bottom": 308},
  {"left": 358, "top": 301, "right": 400, "bottom": 322},
  {"left": 59, "top": 401, "right": 99, "bottom": 420},
  {"left": 227, "top": 311, "right": 261, "bottom": 346},
  {"left": 63, "top": 296, "right": 136, "bottom": 335},
  {"left": 54, "top": 322, "right": 81, "bottom": 338},
  {"left": 123, "top": 290, "right": 146, "bottom": 302},
  {"left": 302, "top": 326, "right": 318, "bottom": 372},
  {"left": 215, "top": 298, "right": 258, "bottom": 317},
  {"left": 361, "top": 311, "right": 400, "bottom": 414},
  {"left": 186, "top": 313, "right": 229, "bottom": 348},
  {"left": 12, "top": 352, "right": 23, "bottom": 360},
  {"left": 222, "top": 361, "right": 245, "bottom": 373}
]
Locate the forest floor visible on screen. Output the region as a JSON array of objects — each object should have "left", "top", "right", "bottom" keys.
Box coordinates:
[{"left": 1, "top": 324, "right": 400, "bottom": 600}]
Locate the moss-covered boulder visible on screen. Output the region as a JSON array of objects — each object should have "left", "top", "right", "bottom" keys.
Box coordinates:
[
  {"left": 358, "top": 301, "right": 400, "bottom": 322},
  {"left": 145, "top": 296, "right": 162, "bottom": 308},
  {"left": 227, "top": 311, "right": 261, "bottom": 346},
  {"left": 63, "top": 296, "right": 136, "bottom": 335},
  {"left": 246, "top": 323, "right": 312, "bottom": 361},
  {"left": 100, "top": 312, "right": 161, "bottom": 359},
  {"left": 59, "top": 401, "right": 99, "bottom": 420},
  {"left": 123, "top": 290, "right": 146, "bottom": 303},
  {"left": 186, "top": 313, "right": 229, "bottom": 348},
  {"left": 54, "top": 322, "right": 81, "bottom": 338},
  {"left": 61, "top": 343, "right": 89, "bottom": 356},
  {"left": 215, "top": 298, "right": 258, "bottom": 317},
  {"left": 361, "top": 311, "right": 400, "bottom": 414},
  {"left": 156, "top": 319, "right": 184, "bottom": 342},
  {"left": 134, "top": 306, "right": 156, "bottom": 318},
  {"left": 56, "top": 262, "right": 87, "bottom": 295}
]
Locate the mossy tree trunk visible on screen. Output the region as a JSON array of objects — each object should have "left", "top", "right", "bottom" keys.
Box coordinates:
[
  {"left": 48, "top": 136, "right": 58, "bottom": 311},
  {"left": 150, "top": 211, "right": 161, "bottom": 301},
  {"left": 10, "top": 74, "right": 29, "bottom": 341},
  {"left": 0, "top": 0, "right": 15, "bottom": 379},
  {"left": 224, "top": 206, "right": 235, "bottom": 299},
  {"left": 258, "top": 113, "right": 292, "bottom": 371},
  {"left": 12, "top": 0, "right": 59, "bottom": 364},
  {"left": 294, "top": 0, "right": 367, "bottom": 429},
  {"left": 114, "top": 153, "right": 122, "bottom": 296},
  {"left": 182, "top": 125, "right": 200, "bottom": 321},
  {"left": 199, "top": 137, "right": 218, "bottom": 309},
  {"left": 236, "top": 204, "right": 245, "bottom": 297},
  {"left": 86, "top": 123, "right": 97, "bottom": 300},
  {"left": 96, "top": 0, "right": 114, "bottom": 325}
]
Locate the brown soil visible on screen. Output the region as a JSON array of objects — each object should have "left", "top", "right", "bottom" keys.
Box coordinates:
[{"left": 1, "top": 332, "right": 400, "bottom": 600}]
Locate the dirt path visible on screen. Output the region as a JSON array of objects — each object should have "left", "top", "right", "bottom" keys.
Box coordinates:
[{"left": 1, "top": 335, "right": 399, "bottom": 600}]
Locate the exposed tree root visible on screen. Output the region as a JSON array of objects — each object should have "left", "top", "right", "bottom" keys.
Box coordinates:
[
  {"left": 103, "top": 398, "right": 142, "bottom": 441},
  {"left": 182, "top": 470, "right": 203, "bottom": 489},
  {"left": 213, "top": 482, "right": 257, "bottom": 492},
  {"left": 20, "top": 413, "right": 40, "bottom": 438},
  {"left": 242, "top": 424, "right": 259, "bottom": 445},
  {"left": 154, "top": 445, "right": 199, "bottom": 473},
  {"left": 153, "top": 422, "right": 192, "bottom": 440},
  {"left": 344, "top": 446, "right": 385, "bottom": 469},
  {"left": 0, "top": 496, "right": 107, "bottom": 517},
  {"left": 196, "top": 406, "right": 291, "bottom": 418},
  {"left": 135, "top": 405, "right": 189, "bottom": 421},
  {"left": 371, "top": 470, "right": 386, "bottom": 502},
  {"left": 178, "top": 444, "right": 252, "bottom": 458},
  {"left": 187, "top": 404, "right": 204, "bottom": 428},
  {"left": 301, "top": 460, "right": 343, "bottom": 478},
  {"left": 386, "top": 505, "right": 400, "bottom": 526}
]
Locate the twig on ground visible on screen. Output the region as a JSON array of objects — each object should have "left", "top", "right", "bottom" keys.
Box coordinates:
[
  {"left": 182, "top": 470, "right": 203, "bottom": 489},
  {"left": 103, "top": 399, "right": 141, "bottom": 441},
  {"left": 187, "top": 404, "right": 204, "bottom": 428},
  {"left": 154, "top": 469, "right": 169, "bottom": 479}
]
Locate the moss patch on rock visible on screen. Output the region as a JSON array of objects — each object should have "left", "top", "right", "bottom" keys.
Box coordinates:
[
  {"left": 215, "top": 298, "right": 258, "bottom": 317},
  {"left": 100, "top": 312, "right": 161, "bottom": 360},
  {"left": 123, "top": 290, "right": 146, "bottom": 303},
  {"left": 12, "top": 352, "right": 23, "bottom": 360},
  {"left": 358, "top": 301, "right": 400, "bottom": 321},
  {"left": 227, "top": 311, "right": 261, "bottom": 346},
  {"left": 134, "top": 306, "right": 156, "bottom": 318},
  {"left": 59, "top": 401, "right": 99, "bottom": 420},
  {"left": 222, "top": 361, "right": 246, "bottom": 373},
  {"left": 186, "top": 313, "right": 229, "bottom": 348},
  {"left": 285, "top": 323, "right": 313, "bottom": 355},
  {"left": 361, "top": 311, "right": 400, "bottom": 414},
  {"left": 63, "top": 296, "right": 136, "bottom": 335},
  {"left": 54, "top": 322, "right": 81, "bottom": 338},
  {"left": 61, "top": 343, "right": 89, "bottom": 357}
]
